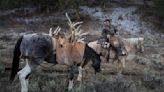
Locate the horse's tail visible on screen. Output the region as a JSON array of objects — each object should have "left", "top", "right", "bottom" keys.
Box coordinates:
[{"left": 10, "top": 36, "right": 23, "bottom": 83}]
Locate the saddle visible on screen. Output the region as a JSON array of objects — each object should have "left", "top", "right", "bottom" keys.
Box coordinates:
[
  {"left": 98, "top": 35, "right": 127, "bottom": 58},
  {"left": 98, "top": 37, "right": 110, "bottom": 49}
]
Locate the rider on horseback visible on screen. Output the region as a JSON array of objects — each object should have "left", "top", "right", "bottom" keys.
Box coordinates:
[{"left": 100, "top": 19, "right": 126, "bottom": 57}]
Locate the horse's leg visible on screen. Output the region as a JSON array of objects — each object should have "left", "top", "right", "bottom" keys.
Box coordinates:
[
  {"left": 122, "top": 57, "right": 126, "bottom": 69},
  {"left": 116, "top": 59, "right": 120, "bottom": 74},
  {"left": 17, "top": 59, "right": 31, "bottom": 92},
  {"left": 77, "top": 66, "right": 83, "bottom": 82},
  {"left": 120, "top": 57, "right": 126, "bottom": 74},
  {"left": 116, "top": 59, "right": 119, "bottom": 73},
  {"left": 18, "top": 58, "right": 40, "bottom": 92},
  {"left": 103, "top": 49, "right": 109, "bottom": 63},
  {"left": 77, "top": 58, "right": 89, "bottom": 81},
  {"left": 117, "top": 59, "right": 123, "bottom": 74},
  {"left": 68, "top": 65, "right": 74, "bottom": 91}
]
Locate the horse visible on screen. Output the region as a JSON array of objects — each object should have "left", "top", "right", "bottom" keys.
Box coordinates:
[
  {"left": 10, "top": 28, "right": 101, "bottom": 92},
  {"left": 88, "top": 37, "right": 144, "bottom": 73},
  {"left": 10, "top": 32, "right": 57, "bottom": 92},
  {"left": 122, "top": 37, "right": 144, "bottom": 53}
]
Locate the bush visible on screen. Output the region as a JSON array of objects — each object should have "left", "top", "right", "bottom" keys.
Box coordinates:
[
  {"left": 153, "top": 0, "right": 164, "bottom": 17},
  {"left": 86, "top": 74, "right": 137, "bottom": 92},
  {"left": 0, "top": 0, "right": 90, "bottom": 9}
]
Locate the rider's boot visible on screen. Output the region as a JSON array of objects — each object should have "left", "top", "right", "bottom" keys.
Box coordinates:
[{"left": 115, "top": 47, "right": 126, "bottom": 56}]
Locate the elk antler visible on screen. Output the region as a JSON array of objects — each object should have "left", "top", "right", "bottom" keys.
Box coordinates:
[
  {"left": 53, "top": 26, "right": 60, "bottom": 35},
  {"left": 54, "top": 27, "right": 61, "bottom": 36},
  {"left": 49, "top": 28, "right": 53, "bottom": 36},
  {"left": 65, "top": 12, "right": 84, "bottom": 43},
  {"left": 49, "top": 26, "right": 61, "bottom": 37}
]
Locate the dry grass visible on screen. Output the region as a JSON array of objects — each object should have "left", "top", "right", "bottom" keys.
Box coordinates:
[{"left": 0, "top": 60, "right": 164, "bottom": 92}]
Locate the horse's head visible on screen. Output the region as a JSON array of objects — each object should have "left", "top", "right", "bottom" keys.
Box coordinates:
[{"left": 136, "top": 37, "right": 144, "bottom": 53}]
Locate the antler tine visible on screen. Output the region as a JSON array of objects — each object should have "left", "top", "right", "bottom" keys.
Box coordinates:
[
  {"left": 66, "top": 12, "right": 75, "bottom": 35},
  {"left": 49, "top": 28, "right": 52, "bottom": 36},
  {"left": 56, "top": 27, "right": 61, "bottom": 35},
  {"left": 75, "top": 29, "right": 82, "bottom": 35},
  {"left": 75, "top": 25, "right": 81, "bottom": 32},
  {"left": 76, "top": 30, "right": 89, "bottom": 37},
  {"left": 68, "top": 22, "right": 73, "bottom": 29},
  {"left": 80, "top": 32, "right": 89, "bottom": 36},
  {"left": 73, "top": 21, "right": 83, "bottom": 27},
  {"left": 66, "top": 12, "right": 72, "bottom": 24},
  {"left": 53, "top": 26, "right": 60, "bottom": 34},
  {"left": 77, "top": 37, "right": 85, "bottom": 42},
  {"left": 63, "top": 33, "right": 67, "bottom": 38}
]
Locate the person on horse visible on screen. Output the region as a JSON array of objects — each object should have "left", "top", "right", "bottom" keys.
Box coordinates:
[{"left": 100, "top": 19, "right": 126, "bottom": 58}]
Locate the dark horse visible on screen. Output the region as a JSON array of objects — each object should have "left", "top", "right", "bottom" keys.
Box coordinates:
[{"left": 10, "top": 30, "right": 101, "bottom": 92}]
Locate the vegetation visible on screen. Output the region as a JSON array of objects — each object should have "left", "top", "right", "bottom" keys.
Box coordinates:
[
  {"left": 153, "top": 0, "right": 164, "bottom": 17},
  {"left": 0, "top": 0, "right": 91, "bottom": 9},
  {"left": 153, "top": 0, "right": 164, "bottom": 26},
  {"left": 0, "top": 0, "right": 95, "bottom": 19}
]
